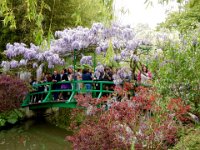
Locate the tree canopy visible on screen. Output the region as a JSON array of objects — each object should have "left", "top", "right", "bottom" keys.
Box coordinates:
[
  {"left": 0, "top": 0, "right": 113, "bottom": 49},
  {"left": 158, "top": 0, "right": 200, "bottom": 33}
]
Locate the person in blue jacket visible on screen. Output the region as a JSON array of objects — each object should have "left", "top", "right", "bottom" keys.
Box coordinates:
[{"left": 82, "top": 68, "right": 93, "bottom": 92}]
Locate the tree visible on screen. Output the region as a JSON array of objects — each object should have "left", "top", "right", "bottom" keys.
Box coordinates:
[
  {"left": 0, "top": 0, "right": 113, "bottom": 50},
  {"left": 158, "top": 0, "right": 200, "bottom": 33}
]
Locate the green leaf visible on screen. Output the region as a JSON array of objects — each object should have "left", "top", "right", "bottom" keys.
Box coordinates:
[
  {"left": 0, "top": 118, "right": 6, "bottom": 127},
  {"left": 14, "top": 109, "right": 24, "bottom": 118},
  {"left": 131, "top": 140, "right": 135, "bottom": 150},
  {"left": 6, "top": 111, "right": 19, "bottom": 124},
  {"left": 103, "top": 40, "right": 115, "bottom": 66}
]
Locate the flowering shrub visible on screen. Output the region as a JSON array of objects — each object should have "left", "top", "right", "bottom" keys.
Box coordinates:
[
  {"left": 0, "top": 75, "right": 29, "bottom": 112},
  {"left": 149, "top": 31, "right": 200, "bottom": 113},
  {"left": 67, "top": 85, "right": 190, "bottom": 150}
]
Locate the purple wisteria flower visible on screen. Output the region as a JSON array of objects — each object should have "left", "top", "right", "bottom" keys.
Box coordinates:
[
  {"left": 3, "top": 22, "right": 149, "bottom": 71},
  {"left": 131, "top": 55, "right": 139, "bottom": 62},
  {"left": 99, "top": 42, "right": 109, "bottom": 52},
  {"left": 19, "top": 59, "right": 28, "bottom": 66},
  {"left": 30, "top": 43, "right": 39, "bottom": 51},
  {"left": 37, "top": 53, "right": 44, "bottom": 61},
  {"left": 71, "top": 41, "right": 81, "bottom": 50},
  {"left": 10, "top": 60, "right": 19, "bottom": 68},
  {"left": 114, "top": 55, "right": 121, "bottom": 61},
  {"left": 32, "top": 62, "right": 38, "bottom": 68},
  {"left": 94, "top": 71, "right": 101, "bottom": 79},
  {"left": 126, "top": 40, "right": 138, "bottom": 50},
  {"left": 113, "top": 67, "right": 132, "bottom": 84},
  {"left": 24, "top": 50, "right": 37, "bottom": 60},
  {"left": 55, "top": 31, "right": 63, "bottom": 38},
  {"left": 48, "top": 63, "right": 54, "bottom": 69},
  {"left": 95, "top": 65, "right": 104, "bottom": 73},
  {"left": 95, "top": 47, "right": 101, "bottom": 54},
  {"left": 113, "top": 74, "right": 123, "bottom": 85},
  {"left": 122, "top": 28, "right": 134, "bottom": 40},
  {"left": 45, "top": 53, "right": 65, "bottom": 65},
  {"left": 112, "top": 40, "right": 122, "bottom": 49},
  {"left": 94, "top": 65, "right": 104, "bottom": 79},
  {"left": 5, "top": 43, "right": 27, "bottom": 58},
  {"left": 120, "top": 49, "right": 130, "bottom": 59},
  {"left": 1, "top": 61, "right": 10, "bottom": 70},
  {"left": 117, "top": 67, "right": 132, "bottom": 79},
  {"left": 80, "top": 56, "right": 93, "bottom": 66}
]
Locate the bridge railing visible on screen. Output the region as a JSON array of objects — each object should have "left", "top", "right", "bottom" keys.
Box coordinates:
[{"left": 22, "top": 80, "right": 115, "bottom": 107}]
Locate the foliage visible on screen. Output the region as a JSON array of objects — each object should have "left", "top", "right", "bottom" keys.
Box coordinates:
[
  {"left": 45, "top": 108, "right": 74, "bottom": 129},
  {"left": 0, "top": 109, "right": 25, "bottom": 127},
  {"left": 145, "top": 0, "right": 186, "bottom": 6},
  {"left": 158, "top": 0, "right": 200, "bottom": 33},
  {"left": 172, "top": 127, "right": 200, "bottom": 150},
  {"left": 0, "top": 75, "right": 29, "bottom": 112},
  {"left": 103, "top": 41, "right": 115, "bottom": 66},
  {"left": 149, "top": 30, "right": 200, "bottom": 113},
  {"left": 67, "top": 108, "right": 86, "bottom": 130},
  {"left": 0, "top": 0, "right": 113, "bottom": 50},
  {"left": 67, "top": 84, "right": 191, "bottom": 149}
]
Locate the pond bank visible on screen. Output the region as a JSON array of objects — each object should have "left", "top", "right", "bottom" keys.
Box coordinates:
[{"left": 0, "top": 109, "right": 27, "bottom": 129}]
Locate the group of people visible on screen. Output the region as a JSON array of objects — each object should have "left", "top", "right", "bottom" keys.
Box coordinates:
[{"left": 30, "top": 65, "right": 152, "bottom": 103}]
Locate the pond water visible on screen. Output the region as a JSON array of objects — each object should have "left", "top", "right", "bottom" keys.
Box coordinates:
[{"left": 0, "top": 119, "right": 72, "bottom": 150}]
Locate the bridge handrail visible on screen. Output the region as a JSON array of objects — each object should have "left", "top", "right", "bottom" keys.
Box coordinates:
[
  {"left": 22, "top": 80, "right": 152, "bottom": 107},
  {"left": 22, "top": 80, "right": 115, "bottom": 107}
]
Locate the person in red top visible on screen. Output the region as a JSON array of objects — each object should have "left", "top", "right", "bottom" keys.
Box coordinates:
[{"left": 137, "top": 65, "right": 152, "bottom": 84}]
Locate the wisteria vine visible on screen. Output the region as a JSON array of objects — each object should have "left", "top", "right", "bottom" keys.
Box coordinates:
[{"left": 1, "top": 22, "right": 151, "bottom": 83}]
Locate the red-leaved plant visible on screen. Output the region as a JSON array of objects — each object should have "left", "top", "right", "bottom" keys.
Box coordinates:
[
  {"left": 67, "top": 83, "right": 190, "bottom": 150},
  {"left": 0, "top": 75, "right": 29, "bottom": 112}
]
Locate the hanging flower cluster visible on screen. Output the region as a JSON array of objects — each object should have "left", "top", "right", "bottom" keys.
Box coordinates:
[
  {"left": 51, "top": 22, "right": 144, "bottom": 63},
  {"left": 94, "top": 64, "right": 104, "bottom": 79},
  {"left": 80, "top": 56, "right": 93, "bottom": 66},
  {"left": 113, "top": 67, "right": 132, "bottom": 84},
  {"left": 1, "top": 43, "right": 65, "bottom": 69},
  {"left": 1, "top": 22, "right": 149, "bottom": 70}
]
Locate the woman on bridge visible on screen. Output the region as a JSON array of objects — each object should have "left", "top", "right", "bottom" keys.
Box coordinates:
[{"left": 137, "top": 65, "right": 152, "bottom": 85}]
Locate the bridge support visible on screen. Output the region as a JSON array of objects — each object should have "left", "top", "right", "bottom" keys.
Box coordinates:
[{"left": 24, "top": 107, "right": 35, "bottom": 118}]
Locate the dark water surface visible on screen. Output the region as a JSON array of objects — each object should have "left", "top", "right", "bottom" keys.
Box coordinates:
[{"left": 0, "top": 120, "right": 72, "bottom": 150}]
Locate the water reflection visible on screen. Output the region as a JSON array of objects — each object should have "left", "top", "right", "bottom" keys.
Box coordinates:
[{"left": 0, "top": 120, "right": 72, "bottom": 150}]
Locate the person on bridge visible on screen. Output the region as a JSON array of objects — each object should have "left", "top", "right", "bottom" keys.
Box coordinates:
[
  {"left": 102, "top": 67, "right": 114, "bottom": 96},
  {"left": 60, "top": 68, "right": 72, "bottom": 100},
  {"left": 137, "top": 65, "right": 152, "bottom": 85},
  {"left": 76, "top": 68, "right": 82, "bottom": 90},
  {"left": 82, "top": 68, "right": 93, "bottom": 93},
  {"left": 52, "top": 70, "right": 61, "bottom": 101}
]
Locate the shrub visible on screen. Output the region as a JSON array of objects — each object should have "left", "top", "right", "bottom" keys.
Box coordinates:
[
  {"left": 149, "top": 33, "right": 200, "bottom": 113},
  {"left": 172, "top": 128, "right": 200, "bottom": 150},
  {"left": 0, "top": 109, "right": 25, "bottom": 127},
  {"left": 0, "top": 75, "right": 29, "bottom": 112},
  {"left": 67, "top": 84, "right": 191, "bottom": 150}
]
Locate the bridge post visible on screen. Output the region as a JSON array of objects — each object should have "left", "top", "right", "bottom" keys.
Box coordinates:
[{"left": 97, "top": 82, "right": 103, "bottom": 99}]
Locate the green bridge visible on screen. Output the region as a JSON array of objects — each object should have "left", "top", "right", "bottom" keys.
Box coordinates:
[{"left": 22, "top": 80, "right": 115, "bottom": 110}]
